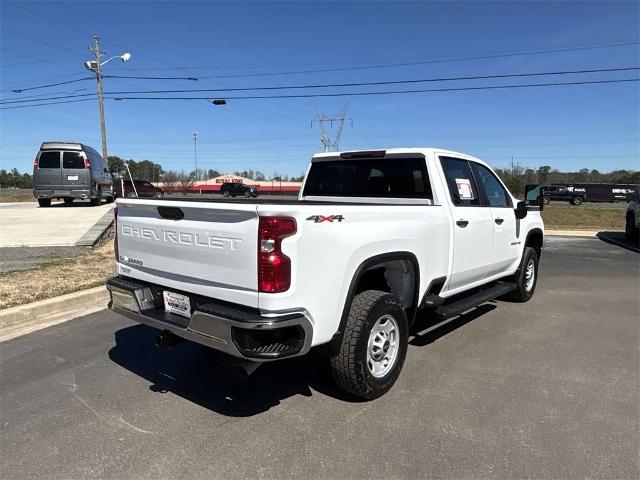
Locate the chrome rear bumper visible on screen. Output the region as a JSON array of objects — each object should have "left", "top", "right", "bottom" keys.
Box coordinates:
[{"left": 106, "top": 276, "right": 312, "bottom": 361}]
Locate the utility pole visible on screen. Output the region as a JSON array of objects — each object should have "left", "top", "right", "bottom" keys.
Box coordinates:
[
  {"left": 90, "top": 36, "right": 108, "bottom": 162},
  {"left": 312, "top": 104, "right": 352, "bottom": 152},
  {"left": 193, "top": 131, "right": 198, "bottom": 180}
]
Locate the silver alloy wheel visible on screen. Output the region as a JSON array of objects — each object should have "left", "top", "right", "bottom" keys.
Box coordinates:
[
  {"left": 367, "top": 314, "right": 400, "bottom": 378},
  {"left": 525, "top": 258, "right": 536, "bottom": 292}
]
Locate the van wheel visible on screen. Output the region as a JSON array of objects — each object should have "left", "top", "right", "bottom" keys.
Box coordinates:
[
  {"left": 330, "top": 290, "right": 408, "bottom": 400},
  {"left": 105, "top": 196, "right": 114, "bottom": 204},
  {"left": 543, "top": 196, "right": 550, "bottom": 205},
  {"left": 571, "top": 197, "right": 583, "bottom": 206},
  {"left": 37, "top": 199, "right": 51, "bottom": 208},
  {"left": 507, "top": 247, "right": 539, "bottom": 302},
  {"left": 63, "top": 198, "right": 73, "bottom": 205}
]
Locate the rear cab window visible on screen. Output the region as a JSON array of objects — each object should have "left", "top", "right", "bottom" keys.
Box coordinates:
[
  {"left": 303, "top": 156, "right": 432, "bottom": 199},
  {"left": 37, "top": 151, "right": 60, "bottom": 169}
]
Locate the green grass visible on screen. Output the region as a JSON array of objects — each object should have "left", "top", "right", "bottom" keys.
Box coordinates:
[
  {"left": 541, "top": 204, "right": 625, "bottom": 231},
  {"left": 0, "top": 188, "right": 34, "bottom": 202}
]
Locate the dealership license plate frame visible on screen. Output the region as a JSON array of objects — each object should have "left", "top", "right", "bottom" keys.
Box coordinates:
[{"left": 163, "top": 291, "right": 191, "bottom": 319}]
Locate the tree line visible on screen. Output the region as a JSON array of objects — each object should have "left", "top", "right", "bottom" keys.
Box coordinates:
[{"left": 494, "top": 165, "right": 640, "bottom": 196}]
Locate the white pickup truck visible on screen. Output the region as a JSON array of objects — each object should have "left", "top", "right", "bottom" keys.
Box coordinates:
[{"left": 107, "top": 148, "right": 544, "bottom": 399}]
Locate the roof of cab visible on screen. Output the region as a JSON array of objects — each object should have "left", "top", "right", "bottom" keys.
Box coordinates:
[{"left": 312, "top": 147, "right": 487, "bottom": 166}]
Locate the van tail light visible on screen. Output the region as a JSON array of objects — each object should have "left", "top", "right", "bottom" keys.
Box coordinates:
[
  {"left": 84, "top": 156, "right": 91, "bottom": 170},
  {"left": 258, "top": 216, "right": 296, "bottom": 293},
  {"left": 113, "top": 207, "right": 119, "bottom": 262},
  {"left": 34, "top": 156, "right": 39, "bottom": 169}
]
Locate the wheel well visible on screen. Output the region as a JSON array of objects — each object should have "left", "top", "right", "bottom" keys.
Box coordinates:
[
  {"left": 526, "top": 229, "right": 543, "bottom": 258},
  {"left": 354, "top": 259, "right": 417, "bottom": 312},
  {"left": 324, "top": 253, "right": 419, "bottom": 356}
]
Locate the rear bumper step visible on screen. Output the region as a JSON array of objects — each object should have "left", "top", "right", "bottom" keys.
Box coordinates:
[
  {"left": 435, "top": 281, "right": 516, "bottom": 319},
  {"left": 106, "top": 276, "right": 313, "bottom": 361}
]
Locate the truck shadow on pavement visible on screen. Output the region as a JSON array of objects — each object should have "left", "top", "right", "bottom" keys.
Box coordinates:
[
  {"left": 596, "top": 231, "right": 640, "bottom": 253},
  {"left": 108, "top": 304, "right": 497, "bottom": 416}
]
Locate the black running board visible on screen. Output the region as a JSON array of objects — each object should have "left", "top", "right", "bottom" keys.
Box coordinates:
[{"left": 435, "top": 282, "right": 516, "bottom": 320}]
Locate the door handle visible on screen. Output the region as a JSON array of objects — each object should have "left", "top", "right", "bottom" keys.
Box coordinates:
[
  {"left": 456, "top": 219, "right": 469, "bottom": 228},
  {"left": 494, "top": 218, "right": 504, "bottom": 225}
]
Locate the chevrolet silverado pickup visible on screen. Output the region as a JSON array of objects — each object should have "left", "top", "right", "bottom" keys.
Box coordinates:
[{"left": 107, "top": 148, "right": 544, "bottom": 399}]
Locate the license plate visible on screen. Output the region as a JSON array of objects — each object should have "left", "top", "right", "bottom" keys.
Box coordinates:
[
  {"left": 67, "top": 175, "right": 78, "bottom": 181},
  {"left": 163, "top": 291, "right": 191, "bottom": 318}
]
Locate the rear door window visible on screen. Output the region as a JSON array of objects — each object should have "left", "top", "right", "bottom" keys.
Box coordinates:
[
  {"left": 440, "top": 156, "right": 481, "bottom": 206},
  {"left": 303, "top": 157, "right": 432, "bottom": 198},
  {"left": 62, "top": 152, "right": 85, "bottom": 169},
  {"left": 38, "top": 151, "right": 60, "bottom": 168}
]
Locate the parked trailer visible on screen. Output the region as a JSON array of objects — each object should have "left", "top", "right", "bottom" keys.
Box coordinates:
[{"left": 542, "top": 183, "right": 639, "bottom": 205}]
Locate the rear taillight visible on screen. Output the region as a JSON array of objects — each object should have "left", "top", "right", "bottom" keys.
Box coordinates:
[
  {"left": 34, "top": 156, "right": 39, "bottom": 169},
  {"left": 113, "top": 207, "right": 119, "bottom": 261},
  {"left": 84, "top": 156, "right": 90, "bottom": 169},
  {"left": 258, "top": 216, "right": 296, "bottom": 293}
]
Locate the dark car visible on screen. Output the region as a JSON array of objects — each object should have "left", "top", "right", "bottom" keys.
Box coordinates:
[
  {"left": 113, "top": 179, "right": 164, "bottom": 198},
  {"left": 219, "top": 182, "right": 259, "bottom": 198},
  {"left": 542, "top": 185, "right": 586, "bottom": 205}
]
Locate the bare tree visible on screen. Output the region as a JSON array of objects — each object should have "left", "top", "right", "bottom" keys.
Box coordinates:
[
  {"left": 162, "top": 171, "right": 179, "bottom": 193},
  {"left": 177, "top": 170, "right": 194, "bottom": 194}
]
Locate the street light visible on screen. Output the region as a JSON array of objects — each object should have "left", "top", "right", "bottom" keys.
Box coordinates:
[
  {"left": 193, "top": 131, "right": 198, "bottom": 180},
  {"left": 83, "top": 35, "right": 131, "bottom": 162}
]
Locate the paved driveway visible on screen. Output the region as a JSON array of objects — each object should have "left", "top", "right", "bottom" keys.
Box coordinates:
[
  {"left": 0, "top": 201, "right": 113, "bottom": 247},
  {"left": 0, "top": 237, "right": 638, "bottom": 479}
]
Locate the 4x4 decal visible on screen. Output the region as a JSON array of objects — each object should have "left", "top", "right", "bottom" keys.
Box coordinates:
[{"left": 306, "top": 215, "right": 345, "bottom": 223}]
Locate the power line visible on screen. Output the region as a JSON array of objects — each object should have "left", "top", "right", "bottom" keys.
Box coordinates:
[
  {"left": 125, "top": 40, "right": 640, "bottom": 76},
  {"left": 8, "top": 77, "right": 94, "bottom": 93},
  {"left": 3, "top": 66, "right": 638, "bottom": 104},
  {"left": 0, "top": 98, "right": 96, "bottom": 110},
  {"left": 2, "top": 77, "right": 638, "bottom": 110}
]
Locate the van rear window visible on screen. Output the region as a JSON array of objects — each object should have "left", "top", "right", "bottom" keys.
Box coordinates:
[
  {"left": 38, "top": 152, "right": 60, "bottom": 169},
  {"left": 303, "top": 157, "right": 432, "bottom": 198},
  {"left": 62, "top": 152, "right": 85, "bottom": 169}
]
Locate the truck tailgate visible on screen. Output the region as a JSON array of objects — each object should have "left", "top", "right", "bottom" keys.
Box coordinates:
[{"left": 115, "top": 199, "right": 259, "bottom": 307}]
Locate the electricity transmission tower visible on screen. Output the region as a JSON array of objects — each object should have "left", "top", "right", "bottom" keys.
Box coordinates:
[{"left": 312, "top": 104, "right": 352, "bottom": 152}]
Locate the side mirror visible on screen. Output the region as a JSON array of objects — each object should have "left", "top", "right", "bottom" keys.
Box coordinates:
[{"left": 524, "top": 184, "right": 544, "bottom": 210}]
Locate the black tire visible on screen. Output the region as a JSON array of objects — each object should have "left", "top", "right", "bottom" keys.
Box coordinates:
[
  {"left": 90, "top": 197, "right": 101, "bottom": 206},
  {"left": 223, "top": 191, "right": 230, "bottom": 197},
  {"left": 243, "top": 191, "right": 251, "bottom": 198},
  {"left": 63, "top": 198, "right": 73, "bottom": 205},
  {"left": 330, "top": 290, "right": 409, "bottom": 400},
  {"left": 507, "top": 247, "right": 539, "bottom": 302},
  {"left": 37, "top": 198, "right": 51, "bottom": 208},
  {"left": 543, "top": 196, "right": 551, "bottom": 205},
  {"left": 105, "top": 196, "right": 114, "bottom": 204},
  {"left": 571, "top": 197, "right": 583, "bottom": 206},
  {"left": 626, "top": 214, "right": 639, "bottom": 242}
]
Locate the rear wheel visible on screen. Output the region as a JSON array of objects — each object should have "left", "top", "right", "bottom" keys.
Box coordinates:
[
  {"left": 330, "top": 290, "right": 408, "bottom": 400},
  {"left": 63, "top": 198, "right": 73, "bottom": 205},
  {"left": 543, "top": 196, "right": 551, "bottom": 205},
  {"left": 37, "top": 198, "right": 51, "bottom": 208},
  {"left": 507, "top": 247, "right": 539, "bottom": 302},
  {"left": 571, "top": 197, "right": 583, "bottom": 206},
  {"left": 223, "top": 191, "right": 230, "bottom": 197},
  {"left": 244, "top": 191, "right": 251, "bottom": 198},
  {"left": 105, "top": 196, "right": 114, "bottom": 204}
]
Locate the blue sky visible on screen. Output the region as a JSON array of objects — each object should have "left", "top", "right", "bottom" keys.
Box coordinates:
[{"left": 1, "top": 0, "right": 639, "bottom": 177}]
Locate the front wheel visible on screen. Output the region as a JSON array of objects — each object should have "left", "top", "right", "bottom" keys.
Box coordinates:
[
  {"left": 37, "top": 198, "right": 51, "bottom": 208},
  {"left": 507, "top": 247, "right": 539, "bottom": 302},
  {"left": 543, "top": 196, "right": 551, "bottom": 205},
  {"left": 63, "top": 198, "right": 73, "bottom": 205},
  {"left": 571, "top": 197, "right": 583, "bottom": 206},
  {"left": 223, "top": 191, "right": 230, "bottom": 197},
  {"left": 244, "top": 191, "right": 251, "bottom": 198},
  {"left": 626, "top": 214, "right": 639, "bottom": 242},
  {"left": 330, "top": 290, "right": 408, "bottom": 400}
]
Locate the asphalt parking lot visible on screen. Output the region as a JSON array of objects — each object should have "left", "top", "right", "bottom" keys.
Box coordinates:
[
  {"left": 0, "top": 201, "right": 114, "bottom": 247},
  {"left": 1, "top": 236, "right": 638, "bottom": 479}
]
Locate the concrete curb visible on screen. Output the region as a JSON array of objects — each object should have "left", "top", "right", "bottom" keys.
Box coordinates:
[
  {"left": 0, "top": 286, "right": 109, "bottom": 342},
  {"left": 76, "top": 209, "right": 114, "bottom": 247},
  {"left": 546, "top": 229, "right": 600, "bottom": 237}
]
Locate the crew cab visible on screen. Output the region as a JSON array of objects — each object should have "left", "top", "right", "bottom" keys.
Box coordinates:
[{"left": 106, "top": 148, "right": 544, "bottom": 399}]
